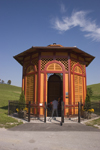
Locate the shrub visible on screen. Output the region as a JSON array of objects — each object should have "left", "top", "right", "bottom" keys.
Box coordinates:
[
  {"left": 18, "top": 91, "right": 25, "bottom": 111},
  {"left": 87, "top": 87, "right": 93, "bottom": 97},
  {"left": 84, "top": 90, "right": 91, "bottom": 111}
]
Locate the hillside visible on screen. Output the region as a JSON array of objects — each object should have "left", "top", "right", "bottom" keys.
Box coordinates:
[
  {"left": 87, "top": 83, "right": 100, "bottom": 101},
  {"left": 0, "top": 84, "right": 22, "bottom": 128},
  {"left": 0, "top": 84, "right": 21, "bottom": 107}
]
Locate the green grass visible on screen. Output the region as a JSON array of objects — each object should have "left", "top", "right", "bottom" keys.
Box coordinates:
[
  {"left": 0, "top": 84, "right": 23, "bottom": 128},
  {"left": 87, "top": 83, "right": 100, "bottom": 101},
  {"left": 0, "top": 83, "right": 100, "bottom": 128},
  {"left": 85, "top": 118, "right": 100, "bottom": 128}
]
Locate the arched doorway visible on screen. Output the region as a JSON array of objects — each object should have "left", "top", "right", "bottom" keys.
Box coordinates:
[{"left": 47, "top": 74, "right": 62, "bottom": 116}]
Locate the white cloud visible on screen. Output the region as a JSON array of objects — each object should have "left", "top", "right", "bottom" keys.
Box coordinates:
[{"left": 52, "top": 10, "right": 100, "bottom": 42}]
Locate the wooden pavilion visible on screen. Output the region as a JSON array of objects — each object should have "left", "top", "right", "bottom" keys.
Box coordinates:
[{"left": 14, "top": 43, "right": 95, "bottom": 117}]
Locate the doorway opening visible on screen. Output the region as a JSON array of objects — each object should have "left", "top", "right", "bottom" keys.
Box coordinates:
[{"left": 47, "top": 73, "right": 63, "bottom": 117}]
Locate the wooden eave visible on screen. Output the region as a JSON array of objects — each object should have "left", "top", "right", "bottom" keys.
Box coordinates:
[{"left": 13, "top": 46, "right": 95, "bottom": 66}]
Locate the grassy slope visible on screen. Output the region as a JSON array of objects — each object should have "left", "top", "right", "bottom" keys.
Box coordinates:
[
  {"left": 0, "top": 84, "right": 22, "bottom": 128},
  {"left": 0, "top": 83, "right": 99, "bottom": 128},
  {"left": 87, "top": 83, "right": 100, "bottom": 101}
]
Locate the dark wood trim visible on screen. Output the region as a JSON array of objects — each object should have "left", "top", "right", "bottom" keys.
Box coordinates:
[
  {"left": 41, "top": 55, "right": 68, "bottom": 59},
  {"left": 53, "top": 52, "right": 56, "bottom": 60},
  {"left": 70, "top": 57, "right": 86, "bottom": 65}
]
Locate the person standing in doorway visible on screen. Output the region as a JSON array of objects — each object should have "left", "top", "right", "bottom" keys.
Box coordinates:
[{"left": 51, "top": 99, "right": 58, "bottom": 118}]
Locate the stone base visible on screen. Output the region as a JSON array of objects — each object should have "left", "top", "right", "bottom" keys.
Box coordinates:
[
  {"left": 18, "top": 111, "right": 26, "bottom": 119},
  {"left": 84, "top": 111, "right": 91, "bottom": 119}
]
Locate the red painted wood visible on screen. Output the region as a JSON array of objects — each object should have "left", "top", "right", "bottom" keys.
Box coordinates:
[
  {"left": 22, "top": 65, "right": 24, "bottom": 91},
  {"left": 44, "top": 60, "right": 65, "bottom": 71},
  {"left": 85, "top": 64, "right": 87, "bottom": 104},
  {"left": 68, "top": 54, "right": 72, "bottom": 115},
  {"left": 41, "top": 70, "right": 68, "bottom": 74},
  {"left": 24, "top": 76, "right": 26, "bottom": 99},
  {"left": 71, "top": 71, "right": 85, "bottom": 76},
  {"left": 43, "top": 59, "right": 66, "bottom": 116},
  {"left": 44, "top": 71, "right": 46, "bottom": 103},
  {"left": 37, "top": 53, "right": 41, "bottom": 115},
  {"left": 34, "top": 74, "right": 36, "bottom": 114},
  {"left": 72, "top": 72, "right": 83, "bottom": 76},
  {"left": 82, "top": 74, "right": 84, "bottom": 105},
  {"left": 73, "top": 62, "right": 84, "bottom": 115},
  {"left": 73, "top": 63, "right": 84, "bottom": 74},
  {"left": 73, "top": 73, "right": 75, "bottom": 114},
  {"left": 43, "top": 71, "right": 46, "bottom": 115},
  {"left": 63, "top": 72, "right": 65, "bottom": 115}
]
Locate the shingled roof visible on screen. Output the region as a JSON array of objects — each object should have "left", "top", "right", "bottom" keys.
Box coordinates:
[{"left": 13, "top": 44, "right": 95, "bottom": 67}]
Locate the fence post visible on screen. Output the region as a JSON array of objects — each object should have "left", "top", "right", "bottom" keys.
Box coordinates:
[
  {"left": 8, "top": 100, "right": 10, "bottom": 115},
  {"left": 61, "top": 101, "right": 64, "bottom": 124},
  {"left": 28, "top": 101, "right": 31, "bottom": 122},
  {"left": 78, "top": 102, "right": 81, "bottom": 123},
  {"left": 44, "top": 102, "right": 46, "bottom": 123}
]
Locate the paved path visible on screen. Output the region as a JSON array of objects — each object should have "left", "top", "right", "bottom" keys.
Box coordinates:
[
  {"left": 0, "top": 122, "right": 100, "bottom": 150},
  {"left": 9, "top": 122, "right": 100, "bottom": 132}
]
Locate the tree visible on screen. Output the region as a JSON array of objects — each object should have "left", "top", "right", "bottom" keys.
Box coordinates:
[
  {"left": 18, "top": 91, "right": 25, "bottom": 111},
  {"left": 7, "top": 80, "right": 11, "bottom": 85},
  {"left": 84, "top": 90, "right": 91, "bottom": 111},
  {"left": 2, "top": 80, "right": 4, "bottom": 84},
  {"left": 87, "top": 87, "right": 93, "bottom": 97}
]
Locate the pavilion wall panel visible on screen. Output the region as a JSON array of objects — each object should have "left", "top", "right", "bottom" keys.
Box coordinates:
[
  {"left": 26, "top": 74, "right": 35, "bottom": 113},
  {"left": 74, "top": 74, "right": 83, "bottom": 114},
  {"left": 84, "top": 77, "right": 86, "bottom": 103},
  {"left": 46, "top": 74, "right": 48, "bottom": 104},
  {"left": 65, "top": 73, "right": 69, "bottom": 116},
  {"left": 40, "top": 73, "right": 44, "bottom": 115},
  {"left": 22, "top": 77, "right": 24, "bottom": 91},
  {"left": 71, "top": 74, "right": 74, "bottom": 115},
  {"left": 34, "top": 74, "right": 38, "bottom": 114}
]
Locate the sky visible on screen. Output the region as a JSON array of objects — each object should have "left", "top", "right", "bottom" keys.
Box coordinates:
[{"left": 0, "top": 0, "right": 100, "bottom": 87}]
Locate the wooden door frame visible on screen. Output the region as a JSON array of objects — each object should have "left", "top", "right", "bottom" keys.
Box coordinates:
[{"left": 44, "top": 60, "right": 66, "bottom": 115}]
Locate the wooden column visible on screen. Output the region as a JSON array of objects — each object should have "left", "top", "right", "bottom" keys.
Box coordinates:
[
  {"left": 68, "top": 53, "right": 71, "bottom": 114},
  {"left": 63, "top": 72, "right": 65, "bottom": 115},
  {"left": 37, "top": 53, "right": 41, "bottom": 115}
]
